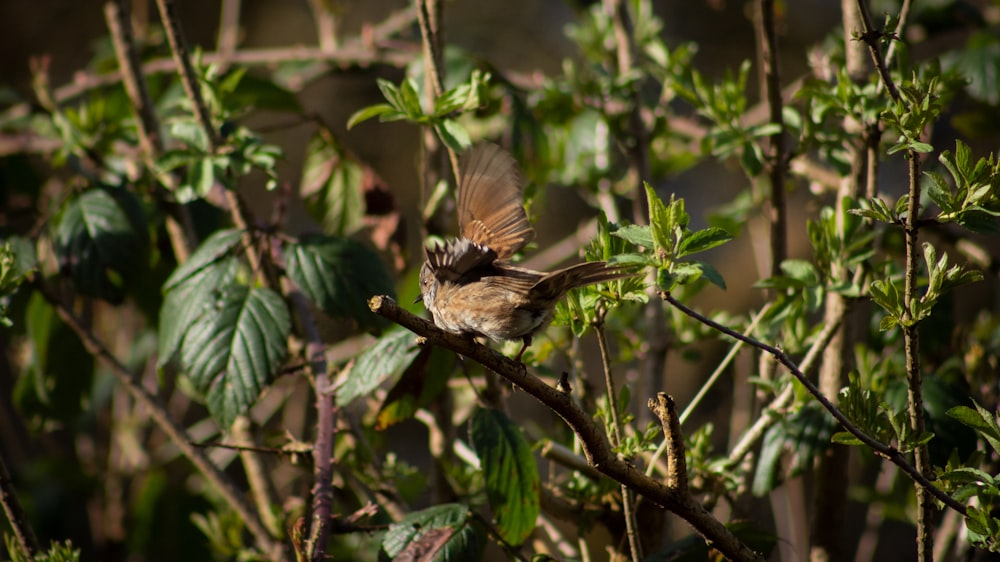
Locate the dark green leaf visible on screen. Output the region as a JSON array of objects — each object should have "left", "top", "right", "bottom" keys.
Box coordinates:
[
  {"left": 285, "top": 234, "right": 395, "bottom": 332},
  {"left": 158, "top": 256, "right": 239, "bottom": 368},
  {"left": 470, "top": 408, "right": 540, "bottom": 545},
  {"left": 14, "top": 293, "right": 94, "bottom": 425},
  {"left": 179, "top": 285, "right": 290, "bottom": 427},
  {"left": 336, "top": 329, "right": 419, "bottom": 407},
  {"left": 164, "top": 229, "right": 243, "bottom": 291},
  {"left": 382, "top": 503, "right": 484, "bottom": 561},
  {"left": 54, "top": 187, "right": 148, "bottom": 304},
  {"left": 227, "top": 73, "right": 301, "bottom": 112}
]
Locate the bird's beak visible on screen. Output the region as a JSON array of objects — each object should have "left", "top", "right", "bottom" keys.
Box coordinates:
[{"left": 413, "top": 294, "right": 423, "bottom": 304}]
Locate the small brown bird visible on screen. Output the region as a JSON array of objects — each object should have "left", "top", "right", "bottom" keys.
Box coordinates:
[{"left": 418, "top": 143, "right": 635, "bottom": 361}]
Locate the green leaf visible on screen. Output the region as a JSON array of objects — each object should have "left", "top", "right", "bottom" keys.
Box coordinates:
[
  {"left": 15, "top": 293, "right": 94, "bottom": 425},
  {"left": 382, "top": 503, "right": 484, "bottom": 561},
  {"left": 346, "top": 103, "right": 398, "bottom": 129},
  {"left": 612, "top": 224, "right": 655, "bottom": 248},
  {"left": 299, "top": 131, "right": 365, "bottom": 236},
  {"left": 434, "top": 119, "right": 471, "bottom": 154},
  {"left": 694, "top": 261, "right": 727, "bottom": 290},
  {"left": 677, "top": 227, "right": 732, "bottom": 257},
  {"left": 645, "top": 183, "right": 672, "bottom": 253},
  {"left": 285, "top": 234, "right": 396, "bottom": 333},
  {"left": 178, "top": 285, "right": 290, "bottom": 427},
  {"left": 54, "top": 187, "right": 148, "bottom": 304},
  {"left": 336, "top": 329, "right": 419, "bottom": 407},
  {"left": 949, "top": 402, "right": 1000, "bottom": 455},
  {"left": 470, "top": 408, "right": 540, "bottom": 546},
  {"left": 158, "top": 255, "right": 239, "bottom": 368},
  {"left": 163, "top": 229, "right": 243, "bottom": 291},
  {"left": 227, "top": 73, "right": 301, "bottom": 113}
]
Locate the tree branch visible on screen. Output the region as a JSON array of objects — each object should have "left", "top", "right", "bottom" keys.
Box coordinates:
[
  {"left": 369, "top": 295, "right": 766, "bottom": 562},
  {"left": 661, "top": 291, "right": 965, "bottom": 516}
]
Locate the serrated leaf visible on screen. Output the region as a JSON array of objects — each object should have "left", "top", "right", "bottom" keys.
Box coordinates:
[
  {"left": 164, "top": 229, "right": 244, "bottom": 291},
  {"left": 382, "top": 503, "right": 484, "bottom": 561},
  {"left": 54, "top": 187, "right": 148, "bottom": 304},
  {"left": 470, "top": 408, "right": 540, "bottom": 545},
  {"left": 285, "top": 234, "right": 396, "bottom": 332},
  {"left": 178, "top": 285, "right": 290, "bottom": 427},
  {"left": 336, "top": 329, "right": 419, "bottom": 407},
  {"left": 158, "top": 256, "right": 239, "bottom": 368},
  {"left": 300, "top": 131, "right": 365, "bottom": 236}
]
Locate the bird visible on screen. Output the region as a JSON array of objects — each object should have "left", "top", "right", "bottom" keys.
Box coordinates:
[{"left": 417, "top": 142, "right": 636, "bottom": 362}]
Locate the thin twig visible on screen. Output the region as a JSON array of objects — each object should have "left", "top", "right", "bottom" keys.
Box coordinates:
[
  {"left": 2, "top": 9, "right": 418, "bottom": 126},
  {"left": 596, "top": 323, "right": 642, "bottom": 562},
  {"left": 661, "top": 291, "right": 965, "bottom": 515},
  {"left": 104, "top": 0, "right": 195, "bottom": 261},
  {"left": 753, "top": 0, "right": 788, "bottom": 278},
  {"left": 856, "top": 2, "right": 934, "bottom": 558},
  {"left": 415, "top": 0, "right": 460, "bottom": 182},
  {"left": 0, "top": 451, "right": 39, "bottom": 557},
  {"left": 722, "top": 302, "right": 845, "bottom": 469},
  {"left": 369, "top": 295, "right": 765, "bottom": 562},
  {"left": 34, "top": 280, "right": 282, "bottom": 558},
  {"left": 646, "top": 303, "right": 771, "bottom": 478}
]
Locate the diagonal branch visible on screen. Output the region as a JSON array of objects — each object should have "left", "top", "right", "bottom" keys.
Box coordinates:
[
  {"left": 661, "top": 291, "right": 966, "bottom": 516},
  {"left": 369, "top": 295, "right": 765, "bottom": 562}
]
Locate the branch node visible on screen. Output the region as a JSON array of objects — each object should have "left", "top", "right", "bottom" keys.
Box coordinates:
[{"left": 648, "top": 393, "right": 688, "bottom": 490}]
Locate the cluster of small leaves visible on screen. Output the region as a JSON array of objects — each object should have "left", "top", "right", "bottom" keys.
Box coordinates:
[
  {"left": 941, "top": 402, "right": 1000, "bottom": 551},
  {"left": 553, "top": 214, "right": 647, "bottom": 337},
  {"left": 806, "top": 200, "right": 875, "bottom": 292},
  {"left": 3, "top": 536, "right": 80, "bottom": 562},
  {"left": 682, "top": 424, "right": 743, "bottom": 500},
  {"left": 675, "top": 61, "right": 786, "bottom": 177},
  {"left": 832, "top": 374, "right": 933, "bottom": 453},
  {"left": 927, "top": 140, "right": 1000, "bottom": 232},
  {"left": 869, "top": 243, "right": 982, "bottom": 331},
  {"left": 611, "top": 183, "right": 731, "bottom": 292},
  {"left": 799, "top": 69, "right": 887, "bottom": 173},
  {"left": 882, "top": 70, "right": 956, "bottom": 155},
  {"left": 157, "top": 64, "right": 288, "bottom": 201},
  {"left": 347, "top": 69, "right": 490, "bottom": 154}
]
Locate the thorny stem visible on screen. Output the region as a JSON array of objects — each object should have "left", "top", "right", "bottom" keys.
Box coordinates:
[
  {"left": 661, "top": 292, "right": 965, "bottom": 516},
  {"left": 856, "top": 2, "right": 934, "bottom": 558},
  {"left": 595, "top": 323, "right": 642, "bottom": 562}
]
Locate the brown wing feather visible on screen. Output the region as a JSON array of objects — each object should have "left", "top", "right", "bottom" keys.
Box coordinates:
[
  {"left": 457, "top": 143, "right": 535, "bottom": 260},
  {"left": 425, "top": 239, "right": 497, "bottom": 282},
  {"left": 528, "top": 262, "right": 636, "bottom": 303}
]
